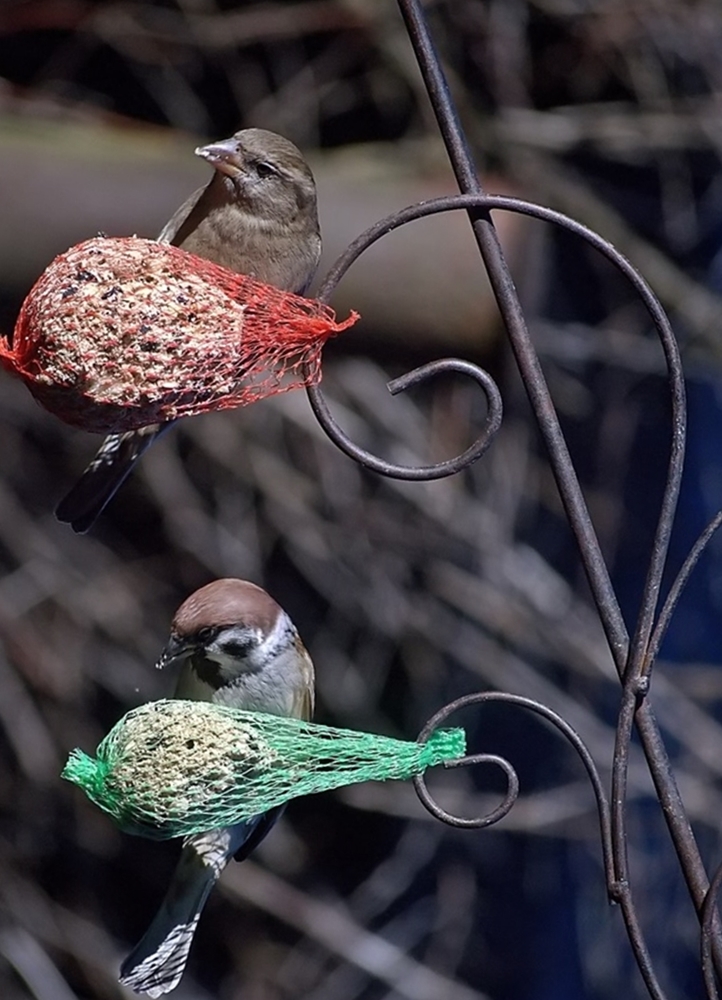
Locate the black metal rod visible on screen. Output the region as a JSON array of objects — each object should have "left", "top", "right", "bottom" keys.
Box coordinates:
[
  {"left": 395, "top": 0, "right": 629, "bottom": 666},
  {"left": 647, "top": 509, "right": 722, "bottom": 670},
  {"left": 304, "top": 1, "right": 717, "bottom": 991},
  {"left": 702, "top": 863, "right": 722, "bottom": 999},
  {"left": 393, "top": 0, "right": 717, "bottom": 987}
]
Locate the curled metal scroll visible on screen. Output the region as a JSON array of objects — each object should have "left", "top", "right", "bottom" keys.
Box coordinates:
[
  {"left": 302, "top": 1, "right": 718, "bottom": 996},
  {"left": 308, "top": 182, "right": 707, "bottom": 994},
  {"left": 413, "top": 691, "right": 675, "bottom": 999},
  {"left": 412, "top": 691, "right": 615, "bottom": 887},
  {"left": 307, "top": 356, "right": 502, "bottom": 481},
  {"left": 308, "top": 191, "right": 680, "bottom": 494}
]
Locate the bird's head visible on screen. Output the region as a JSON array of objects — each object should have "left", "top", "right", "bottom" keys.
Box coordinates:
[
  {"left": 195, "top": 128, "right": 318, "bottom": 224},
  {"left": 158, "top": 579, "right": 288, "bottom": 685},
  {"left": 160, "top": 578, "right": 314, "bottom": 718}
]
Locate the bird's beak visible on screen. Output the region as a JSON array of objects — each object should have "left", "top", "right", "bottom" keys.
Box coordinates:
[
  {"left": 155, "top": 634, "right": 198, "bottom": 671},
  {"left": 195, "top": 139, "right": 244, "bottom": 178}
]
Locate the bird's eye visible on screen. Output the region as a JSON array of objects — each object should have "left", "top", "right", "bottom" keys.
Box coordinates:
[
  {"left": 196, "top": 626, "right": 215, "bottom": 643},
  {"left": 255, "top": 160, "right": 278, "bottom": 179}
]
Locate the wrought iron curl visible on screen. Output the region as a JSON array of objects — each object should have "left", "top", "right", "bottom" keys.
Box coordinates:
[
  {"left": 307, "top": 356, "right": 502, "bottom": 482},
  {"left": 413, "top": 694, "right": 674, "bottom": 999},
  {"left": 412, "top": 692, "right": 614, "bottom": 881},
  {"left": 303, "top": 145, "right": 705, "bottom": 1000},
  {"left": 310, "top": 190, "right": 683, "bottom": 505},
  {"left": 308, "top": 198, "right": 510, "bottom": 481},
  {"left": 302, "top": 0, "right": 722, "bottom": 994},
  {"left": 414, "top": 696, "right": 520, "bottom": 830},
  {"left": 380, "top": 25, "right": 720, "bottom": 991}
]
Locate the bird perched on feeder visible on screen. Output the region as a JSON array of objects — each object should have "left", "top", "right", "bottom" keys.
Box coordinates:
[
  {"left": 55, "top": 128, "right": 322, "bottom": 532},
  {"left": 119, "top": 578, "right": 315, "bottom": 997}
]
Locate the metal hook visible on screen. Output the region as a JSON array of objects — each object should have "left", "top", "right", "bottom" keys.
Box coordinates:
[
  {"left": 308, "top": 195, "right": 520, "bottom": 482},
  {"left": 310, "top": 190, "right": 679, "bottom": 495},
  {"left": 413, "top": 751, "right": 519, "bottom": 829},
  {"left": 306, "top": 358, "right": 502, "bottom": 481},
  {"left": 411, "top": 692, "right": 614, "bottom": 877}
]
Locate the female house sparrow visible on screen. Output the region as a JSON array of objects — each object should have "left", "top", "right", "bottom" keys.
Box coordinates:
[
  {"left": 119, "top": 579, "right": 315, "bottom": 997},
  {"left": 55, "top": 129, "right": 322, "bottom": 533}
]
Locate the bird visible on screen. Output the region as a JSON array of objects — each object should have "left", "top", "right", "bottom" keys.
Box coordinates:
[
  {"left": 55, "top": 129, "right": 322, "bottom": 533},
  {"left": 119, "top": 578, "right": 315, "bottom": 997}
]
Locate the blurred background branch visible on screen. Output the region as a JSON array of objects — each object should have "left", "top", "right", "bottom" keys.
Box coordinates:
[{"left": 1, "top": 1, "right": 722, "bottom": 998}]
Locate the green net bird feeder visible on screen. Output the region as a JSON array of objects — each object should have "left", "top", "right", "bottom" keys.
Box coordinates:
[{"left": 62, "top": 700, "right": 467, "bottom": 839}]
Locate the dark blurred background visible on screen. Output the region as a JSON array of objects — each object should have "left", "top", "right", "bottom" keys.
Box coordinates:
[{"left": 1, "top": 2, "right": 722, "bottom": 998}]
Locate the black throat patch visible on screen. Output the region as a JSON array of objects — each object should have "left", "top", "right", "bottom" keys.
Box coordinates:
[{"left": 190, "top": 653, "right": 223, "bottom": 689}]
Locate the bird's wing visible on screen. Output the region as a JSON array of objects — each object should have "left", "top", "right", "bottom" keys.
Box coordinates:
[
  {"left": 299, "top": 683, "right": 314, "bottom": 722},
  {"left": 120, "top": 823, "right": 253, "bottom": 996},
  {"left": 54, "top": 424, "right": 171, "bottom": 533},
  {"left": 232, "top": 804, "right": 286, "bottom": 862},
  {"left": 156, "top": 185, "right": 206, "bottom": 244}
]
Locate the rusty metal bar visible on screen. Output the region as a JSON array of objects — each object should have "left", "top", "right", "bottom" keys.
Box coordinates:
[{"left": 304, "top": 1, "right": 722, "bottom": 994}]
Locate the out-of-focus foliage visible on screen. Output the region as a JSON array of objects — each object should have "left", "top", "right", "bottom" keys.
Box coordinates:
[{"left": 0, "top": 3, "right": 722, "bottom": 1000}]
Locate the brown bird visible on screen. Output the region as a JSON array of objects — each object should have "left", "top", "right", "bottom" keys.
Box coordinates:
[
  {"left": 55, "top": 129, "right": 322, "bottom": 533},
  {"left": 120, "top": 579, "right": 315, "bottom": 996}
]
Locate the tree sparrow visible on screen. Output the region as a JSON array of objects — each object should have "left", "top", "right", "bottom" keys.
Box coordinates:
[{"left": 119, "top": 579, "right": 315, "bottom": 996}]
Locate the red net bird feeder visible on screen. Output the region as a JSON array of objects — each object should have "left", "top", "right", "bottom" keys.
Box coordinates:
[{"left": 0, "top": 236, "right": 358, "bottom": 434}]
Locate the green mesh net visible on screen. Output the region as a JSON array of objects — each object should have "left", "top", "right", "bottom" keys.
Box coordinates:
[{"left": 62, "top": 700, "right": 466, "bottom": 839}]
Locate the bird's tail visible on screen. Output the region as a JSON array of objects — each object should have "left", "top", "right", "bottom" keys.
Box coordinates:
[
  {"left": 55, "top": 423, "right": 172, "bottom": 533},
  {"left": 119, "top": 830, "right": 233, "bottom": 997}
]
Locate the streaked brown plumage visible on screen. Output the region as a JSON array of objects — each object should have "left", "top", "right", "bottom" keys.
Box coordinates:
[{"left": 55, "top": 129, "right": 321, "bottom": 533}]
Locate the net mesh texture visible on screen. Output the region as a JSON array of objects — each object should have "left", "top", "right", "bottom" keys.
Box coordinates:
[
  {"left": 0, "top": 237, "right": 358, "bottom": 433},
  {"left": 62, "top": 700, "right": 466, "bottom": 839}
]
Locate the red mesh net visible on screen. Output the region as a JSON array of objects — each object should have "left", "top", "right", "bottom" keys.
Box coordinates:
[{"left": 0, "top": 237, "right": 358, "bottom": 434}]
